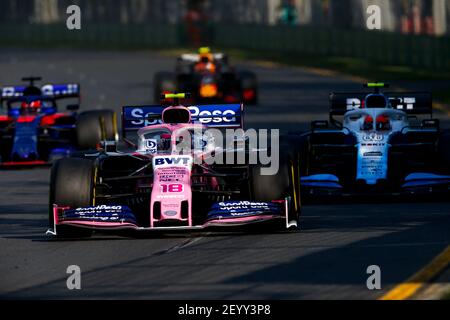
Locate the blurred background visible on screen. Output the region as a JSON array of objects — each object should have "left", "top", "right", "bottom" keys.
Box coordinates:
[
  {"left": 0, "top": 0, "right": 449, "bottom": 73},
  {"left": 1, "top": 0, "right": 450, "bottom": 34},
  {"left": 0, "top": 0, "right": 449, "bottom": 97}
]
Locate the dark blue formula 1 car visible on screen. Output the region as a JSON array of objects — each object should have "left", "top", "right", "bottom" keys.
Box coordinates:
[
  {"left": 0, "top": 77, "right": 118, "bottom": 167},
  {"left": 284, "top": 83, "right": 450, "bottom": 199}
]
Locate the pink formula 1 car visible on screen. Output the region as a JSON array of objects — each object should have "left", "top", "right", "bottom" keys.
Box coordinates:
[{"left": 47, "top": 94, "right": 300, "bottom": 238}]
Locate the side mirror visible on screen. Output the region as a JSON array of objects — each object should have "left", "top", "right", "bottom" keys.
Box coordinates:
[
  {"left": 99, "top": 140, "right": 118, "bottom": 153},
  {"left": 66, "top": 104, "right": 79, "bottom": 111}
]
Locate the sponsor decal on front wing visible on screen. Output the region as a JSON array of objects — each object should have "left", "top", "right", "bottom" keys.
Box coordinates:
[
  {"left": 207, "top": 201, "right": 283, "bottom": 219},
  {"left": 62, "top": 205, "right": 137, "bottom": 224}
]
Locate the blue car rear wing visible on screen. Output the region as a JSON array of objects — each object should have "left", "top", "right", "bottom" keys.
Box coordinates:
[
  {"left": 329, "top": 92, "right": 433, "bottom": 117},
  {"left": 121, "top": 104, "right": 244, "bottom": 138},
  {"left": 1, "top": 83, "right": 80, "bottom": 100}
]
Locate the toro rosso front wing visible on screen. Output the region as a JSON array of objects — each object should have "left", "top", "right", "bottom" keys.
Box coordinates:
[{"left": 47, "top": 199, "right": 295, "bottom": 236}]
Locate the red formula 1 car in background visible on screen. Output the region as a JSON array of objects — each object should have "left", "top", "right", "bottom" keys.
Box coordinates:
[{"left": 153, "top": 47, "right": 258, "bottom": 105}]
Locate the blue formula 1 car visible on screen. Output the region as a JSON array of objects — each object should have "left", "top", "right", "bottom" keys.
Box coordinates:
[
  {"left": 284, "top": 83, "right": 450, "bottom": 198},
  {"left": 0, "top": 77, "right": 118, "bottom": 167}
]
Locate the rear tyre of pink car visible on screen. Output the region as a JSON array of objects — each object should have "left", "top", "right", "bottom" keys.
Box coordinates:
[{"left": 76, "top": 110, "right": 117, "bottom": 150}]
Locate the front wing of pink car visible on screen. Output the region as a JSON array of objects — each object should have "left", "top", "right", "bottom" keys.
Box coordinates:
[{"left": 47, "top": 200, "right": 294, "bottom": 236}]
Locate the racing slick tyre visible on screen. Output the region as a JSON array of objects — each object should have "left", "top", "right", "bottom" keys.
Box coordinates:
[
  {"left": 49, "top": 158, "right": 96, "bottom": 238},
  {"left": 76, "top": 110, "right": 117, "bottom": 150},
  {"left": 249, "top": 150, "right": 301, "bottom": 229},
  {"left": 238, "top": 71, "right": 258, "bottom": 105},
  {"left": 153, "top": 71, "right": 177, "bottom": 103}
]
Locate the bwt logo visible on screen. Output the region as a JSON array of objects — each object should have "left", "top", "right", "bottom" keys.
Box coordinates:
[{"left": 153, "top": 156, "right": 193, "bottom": 167}]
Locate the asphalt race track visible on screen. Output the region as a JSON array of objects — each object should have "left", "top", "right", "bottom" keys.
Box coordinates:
[{"left": 1, "top": 50, "right": 450, "bottom": 299}]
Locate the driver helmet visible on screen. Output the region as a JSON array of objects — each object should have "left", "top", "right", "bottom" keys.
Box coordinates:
[
  {"left": 362, "top": 115, "right": 374, "bottom": 131},
  {"left": 158, "top": 133, "right": 172, "bottom": 151},
  {"left": 365, "top": 94, "right": 388, "bottom": 109},
  {"left": 196, "top": 48, "right": 216, "bottom": 73},
  {"left": 195, "top": 61, "right": 216, "bottom": 74},
  {"left": 376, "top": 115, "right": 391, "bottom": 131},
  {"left": 21, "top": 100, "right": 42, "bottom": 114},
  {"left": 198, "top": 47, "right": 214, "bottom": 62},
  {"left": 23, "top": 86, "right": 42, "bottom": 97}
]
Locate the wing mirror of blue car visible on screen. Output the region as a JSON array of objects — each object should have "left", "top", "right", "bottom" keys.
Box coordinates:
[{"left": 66, "top": 104, "right": 79, "bottom": 111}]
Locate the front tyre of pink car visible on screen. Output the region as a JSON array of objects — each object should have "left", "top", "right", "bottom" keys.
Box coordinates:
[{"left": 49, "top": 158, "right": 96, "bottom": 238}]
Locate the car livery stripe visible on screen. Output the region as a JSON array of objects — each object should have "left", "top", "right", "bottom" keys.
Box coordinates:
[{"left": 1, "top": 161, "right": 47, "bottom": 167}]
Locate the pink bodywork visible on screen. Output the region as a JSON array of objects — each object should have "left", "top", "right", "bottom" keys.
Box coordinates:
[
  {"left": 50, "top": 105, "right": 292, "bottom": 233},
  {"left": 150, "top": 155, "right": 193, "bottom": 227},
  {"left": 52, "top": 203, "right": 289, "bottom": 231},
  {"left": 137, "top": 121, "right": 214, "bottom": 228}
]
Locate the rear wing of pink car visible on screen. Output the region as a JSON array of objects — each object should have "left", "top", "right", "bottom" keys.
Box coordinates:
[{"left": 121, "top": 103, "right": 244, "bottom": 139}]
